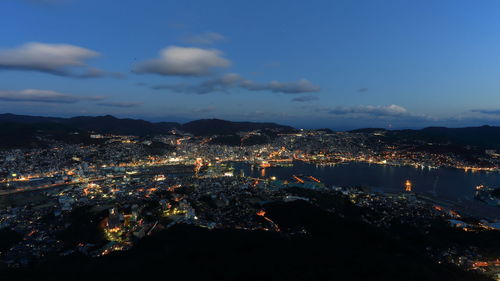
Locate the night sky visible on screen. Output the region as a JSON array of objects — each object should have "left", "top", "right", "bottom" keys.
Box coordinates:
[{"left": 2, "top": 0, "right": 500, "bottom": 129}]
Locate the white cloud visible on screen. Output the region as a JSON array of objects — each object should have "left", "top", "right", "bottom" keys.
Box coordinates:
[
  {"left": 0, "top": 89, "right": 102, "bottom": 103},
  {"left": 133, "top": 46, "right": 230, "bottom": 76},
  {"left": 0, "top": 42, "right": 118, "bottom": 78}
]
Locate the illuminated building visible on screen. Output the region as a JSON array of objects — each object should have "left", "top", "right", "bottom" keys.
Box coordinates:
[
  {"left": 405, "top": 179, "right": 412, "bottom": 192},
  {"left": 107, "top": 208, "right": 121, "bottom": 229}
]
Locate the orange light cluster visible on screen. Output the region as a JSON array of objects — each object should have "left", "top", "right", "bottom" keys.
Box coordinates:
[
  {"left": 145, "top": 187, "right": 158, "bottom": 198},
  {"left": 471, "top": 260, "right": 500, "bottom": 268},
  {"left": 293, "top": 175, "right": 305, "bottom": 184},
  {"left": 260, "top": 162, "right": 271, "bottom": 168},
  {"left": 167, "top": 184, "right": 181, "bottom": 192},
  {"left": 308, "top": 176, "right": 321, "bottom": 183}
]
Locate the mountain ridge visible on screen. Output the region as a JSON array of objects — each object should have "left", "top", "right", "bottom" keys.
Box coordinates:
[
  {"left": 1, "top": 113, "right": 500, "bottom": 149},
  {"left": 0, "top": 113, "right": 294, "bottom": 138}
]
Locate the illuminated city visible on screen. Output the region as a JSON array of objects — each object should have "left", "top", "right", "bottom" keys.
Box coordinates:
[
  {"left": 1, "top": 1, "right": 500, "bottom": 280},
  {"left": 0, "top": 125, "right": 497, "bottom": 280}
]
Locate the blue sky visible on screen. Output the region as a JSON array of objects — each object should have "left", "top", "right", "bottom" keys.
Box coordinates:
[{"left": 1, "top": 0, "right": 500, "bottom": 129}]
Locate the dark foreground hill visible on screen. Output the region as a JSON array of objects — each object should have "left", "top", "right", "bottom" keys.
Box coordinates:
[{"left": 5, "top": 199, "right": 494, "bottom": 281}]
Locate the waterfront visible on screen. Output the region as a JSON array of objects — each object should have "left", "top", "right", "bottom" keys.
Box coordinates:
[{"left": 240, "top": 161, "right": 500, "bottom": 217}]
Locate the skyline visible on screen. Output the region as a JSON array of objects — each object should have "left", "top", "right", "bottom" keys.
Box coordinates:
[{"left": 1, "top": 0, "right": 500, "bottom": 129}]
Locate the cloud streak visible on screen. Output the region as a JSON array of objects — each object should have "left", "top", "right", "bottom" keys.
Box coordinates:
[
  {"left": 0, "top": 89, "right": 103, "bottom": 104},
  {"left": 242, "top": 79, "right": 320, "bottom": 93},
  {"left": 23, "top": 0, "right": 68, "bottom": 6},
  {"left": 471, "top": 109, "right": 500, "bottom": 115},
  {"left": 329, "top": 104, "right": 409, "bottom": 117},
  {"left": 291, "top": 96, "right": 319, "bottom": 102},
  {"left": 152, "top": 73, "right": 320, "bottom": 94},
  {"left": 96, "top": 102, "right": 143, "bottom": 108},
  {"left": 0, "top": 42, "right": 120, "bottom": 78},
  {"left": 183, "top": 32, "right": 225, "bottom": 45},
  {"left": 192, "top": 106, "right": 216, "bottom": 113},
  {"left": 133, "top": 46, "right": 230, "bottom": 76}
]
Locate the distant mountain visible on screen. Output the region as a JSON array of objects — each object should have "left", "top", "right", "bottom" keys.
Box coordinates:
[
  {"left": 349, "top": 128, "right": 387, "bottom": 133},
  {"left": 0, "top": 122, "right": 92, "bottom": 148},
  {"left": 315, "top": 128, "right": 335, "bottom": 134},
  {"left": 181, "top": 119, "right": 295, "bottom": 136},
  {"left": 0, "top": 114, "right": 294, "bottom": 142},
  {"left": 0, "top": 113, "right": 66, "bottom": 124},
  {"left": 2, "top": 113, "right": 499, "bottom": 150},
  {"left": 350, "top": 125, "right": 500, "bottom": 150},
  {"left": 155, "top": 121, "right": 182, "bottom": 131},
  {"left": 67, "top": 115, "right": 180, "bottom": 136},
  {"left": 421, "top": 125, "right": 500, "bottom": 149},
  {"left": 0, "top": 114, "right": 180, "bottom": 137}
]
